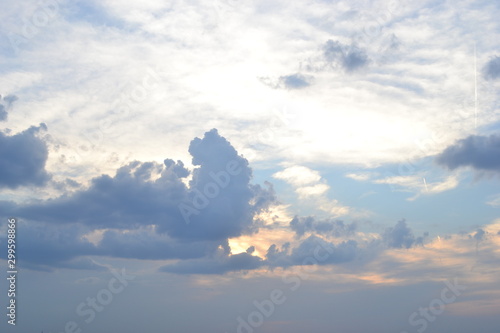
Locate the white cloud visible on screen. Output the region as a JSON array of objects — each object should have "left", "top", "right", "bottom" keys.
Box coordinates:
[
  {"left": 486, "top": 195, "right": 500, "bottom": 207},
  {"left": 345, "top": 172, "right": 376, "bottom": 181},
  {"left": 295, "top": 183, "right": 330, "bottom": 198},
  {"left": 273, "top": 165, "right": 350, "bottom": 217},
  {"left": 373, "top": 173, "right": 459, "bottom": 200},
  {"left": 272, "top": 165, "right": 322, "bottom": 187}
]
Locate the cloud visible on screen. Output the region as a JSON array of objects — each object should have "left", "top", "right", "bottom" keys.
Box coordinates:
[
  {"left": 0, "top": 123, "right": 51, "bottom": 188},
  {"left": 470, "top": 228, "right": 486, "bottom": 244},
  {"left": 382, "top": 219, "right": 427, "bottom": 249},
  {"left": 12, "top": 159, "right": 188, "bottom": 229},
  {"left": 0, "top": 218, "right": 224, "bottom": 271},
  {"left": 179, "top": 128, "right": 276, "bottom": 240},
  {"left": 4, "top": 221, "right": 100, "bottom": 271},
  {"left": 345, "top": 172, "right": 374, "bottom": 181},
  {"left": 8, "top": 129, "right": 275, "bottom": 242},
  {"left": 0, "top": 129, "right": 277, "bottom": 270},
  {"left": 0, "top": 105, "right": 6, "bottom": 121},
  {"left": 273, "top": 166, "right": 321, "bottom": 187},
  {"left": 266, "top": 235, "right": 358, "bottom": 268},
  {"left": 0, "top": 94, "right": 18, "bottom": 121},
  {"left": 373, "top": 174, "right": 459, "bottom": 200},
  {"left": 289, "top": 216, "right": 356, "bottom": 238},
  {"left": 483, "top": 55, "right": 500, "bottom": 80},
  {"left": 436, "top": 134, "right": 500, "bottom": 172},
  {"left": 279, "top": 73, "right": 312, "bottom": 89},
  {"left": 96, "top": 228, "right": 222, "bottom": 260},
  {"left": 486, "top": 194, "right": 500, "bottom": 207},
  {"left": 259, "top": 73, "right": 314, "bottom": 90},
  {"left": 323, "top": 39, "right": 369, "bottom": 72},
  {"left": 273, "top": 165, "right": 350, "bottom": 216},
  {"left": 295, "top": 183, "right": 330, "bottom": 197},
  {"left": 159, "top": 251, "right": 264, "bottom": 275}
]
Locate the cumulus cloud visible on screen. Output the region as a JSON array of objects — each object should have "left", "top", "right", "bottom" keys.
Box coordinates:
[
  {"left": 266, "top": 235, "right": 358, "bottom": 268},
  {"left": 323, "top": 39, "right": 369, "bottom": 72},
  {"left": 8, "top": 129, "right": 275, "bottom": 242},
  {"left": 1, "top": 129, "right": 277, "bottom": 270},
  {"left": 13, "top": 159, "right": 188, "bottom": 229},
  {"left": 436, "top": 134, "right": 500, "bottom": 172},
  {"left": 483, "top": 56, "right": 500, "bottom": 80},
  {"left": 383, "top": 219, "right": 427, "bottom": 249},
  {"left": 289, "top": 216, "right": 356, "bottom": 238},
  {"left": 0, "top": 123, "right": 51, "bottom": 188},
  {"left": 273, "top": 165, "right": 350, "bottom": 216},
  {"left": 181, "top": 128, "right": 276, "bottom": 240},
  {"left": 273, "top": 165, "right": 321, "bottom": 187}
]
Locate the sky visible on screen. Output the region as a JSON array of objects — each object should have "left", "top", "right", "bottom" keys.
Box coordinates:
[{"left": 0, "top": 0, "right": 499, "bottom": 332}]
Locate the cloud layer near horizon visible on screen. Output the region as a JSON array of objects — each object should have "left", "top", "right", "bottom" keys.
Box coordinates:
[{"left": 0, "top": 127, "right": 449, "bottom": 274}]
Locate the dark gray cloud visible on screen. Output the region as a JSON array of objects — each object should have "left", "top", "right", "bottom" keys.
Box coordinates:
[
  {"left": 97, "top": 228, "right": 221, "bottom": 260},
  {"left": 290, "top": 235, "right": 358, "bottom": 265},
  {"left": 0, "top": 221, "right": 99, "bottom": 271},
  {"left": 278, "top": 73, "right": 312, "bottom": 89},
  {"left": 266, "top": 235, "right": 358, "bottom": 268},
  {"left": 8, "top": 129, "right": 276, "bottom": 243},
  {"left": 436, "top": 134, "right": 500, "bottom": 172},
  {"left": 11, "top": 159, "right": 188, "bottom": 229},
  {"left": 383, "top": 219, "right": 427, "bottom": 249},
  {"left": 176, "top": 128, "right": 276, "bottom": 240},
  {"left": 0, "top": 129, "right": 277, "bottom": 271},
  {"left": 323, "top": 39, "right": 369, "bottom": 72},
  {"left": 0, "top": 123, "right": 51, "bottom": 188},
  {"left": 265, "top": 242, "right": 291, "bottom": 268},
  {"left": 0, "top": 219, "right": 225, "bottom": 271},
  {"left": 483, "top": 55, "right": 500, "bottom": 80},
  {"left": 290, "top": 216, "right": 356, "bottom": 238},
  {"left": 159, "top": 251, "right": 264, "bottom": 275}
]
